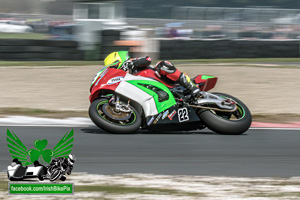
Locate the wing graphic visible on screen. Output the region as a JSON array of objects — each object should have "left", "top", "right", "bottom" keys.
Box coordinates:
[
  {"left": 53, "top": 129, "right": 74, "bottom": 158},
  {"left": 7, "top": 129, "right": 30, "bottom": 165}
]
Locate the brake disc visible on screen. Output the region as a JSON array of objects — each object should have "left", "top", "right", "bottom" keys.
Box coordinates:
[{"left": 102, "top": 103, "right": 132, "bottom": 121}]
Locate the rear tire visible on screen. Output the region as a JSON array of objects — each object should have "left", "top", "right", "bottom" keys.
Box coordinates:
[
  {"left": 38, "top": 175, "right": 44, "bottom": 181},
  {"left": 198, "top": 93, "right": 252, "bottom": 135},
  {"left": 89, "top": 98, "right": 142, "bottom": 134}
]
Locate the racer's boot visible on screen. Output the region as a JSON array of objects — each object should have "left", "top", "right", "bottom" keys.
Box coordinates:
[{"left": 177, "top": 73, "right": 201, "bottom": 99}]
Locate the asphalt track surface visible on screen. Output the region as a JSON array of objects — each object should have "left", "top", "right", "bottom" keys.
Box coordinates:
[{"left": 0, "top": 126, "right": 299, "bottom": 178}]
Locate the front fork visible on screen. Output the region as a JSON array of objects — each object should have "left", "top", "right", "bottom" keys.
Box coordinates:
[{"left": 109, "top": 94, "right": 132, "bottom": 113}]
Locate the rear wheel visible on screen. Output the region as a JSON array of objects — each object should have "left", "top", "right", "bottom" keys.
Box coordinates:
[
  {"left": 89, "top": 98, "right": 142, "bottom": 134},
  {"left": 38, "top": 175, "right": 44, "bottom": 181},
  {"left": 198, "top": 93, "right": 252, "bottom": 135}
]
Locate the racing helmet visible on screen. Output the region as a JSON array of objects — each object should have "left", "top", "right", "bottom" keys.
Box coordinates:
[
  {"left": 67, "top": 154, "right": 76, "bottom": 165},
  {"left": 104, "top": 51, "right": 130, "bottom": 69}
]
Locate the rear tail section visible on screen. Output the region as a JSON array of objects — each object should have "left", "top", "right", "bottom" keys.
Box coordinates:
[{"left": 193, "top": 75, "right": 217, "bottom": 91}]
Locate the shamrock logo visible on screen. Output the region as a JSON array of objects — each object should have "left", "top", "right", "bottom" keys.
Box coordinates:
[{"left": 28, "top": 139, "right": 54, "bottom": 164}]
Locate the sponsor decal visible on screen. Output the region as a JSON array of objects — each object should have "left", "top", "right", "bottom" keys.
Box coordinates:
[
  {"left": 162, "top": 110, "right": 169, "bottom": 120},
  {"left": 168, "top": 110, "right": 176, "bottom": 120},
  {"left": 153, "top": 113, "right": 163, "bottom": 124},
  {"left": 91, "top": 67, "right": 106, "bottom": 86},
  {"left": 95, "top": 68, "right": 109, "bottom": 86},
  {"left": 147, "top": 117, "right": 155, "bottom": 126},
  {"left": 178, "top": 107, "right": 189, "bottom": 122},
  {"left": 107, "top": 76, "right": 124, "bottom": 85}
]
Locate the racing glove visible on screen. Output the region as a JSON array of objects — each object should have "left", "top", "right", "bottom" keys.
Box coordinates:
[
  {"left": 127, "top": 56, "right": 152, "bottom": 74},
  {"left": 120, "top": 60, "right": 134, "bottom": 71}
]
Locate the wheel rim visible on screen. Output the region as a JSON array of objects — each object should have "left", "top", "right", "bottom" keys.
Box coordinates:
[
  {"left": 209, "top": 96, "right": 246, "bottom": 121},
  {"left": 50, "top": 170, "right": 61, "bottom": 181},
  {"left": 96, "top": 100, "right": 137, "bottom": 126}
]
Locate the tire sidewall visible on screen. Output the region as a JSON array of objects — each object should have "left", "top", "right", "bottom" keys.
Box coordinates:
[{"left": 89, "top": 98, "right": 142, "bottom": 134}]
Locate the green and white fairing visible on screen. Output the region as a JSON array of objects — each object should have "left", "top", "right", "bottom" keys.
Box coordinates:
[{"left": 115, "top": 73, "right": 176, "bottom": 117}]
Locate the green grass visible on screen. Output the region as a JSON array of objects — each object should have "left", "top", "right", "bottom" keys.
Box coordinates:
[
  {"left": 171, "top": 58, "right": 300, "bottom": 63},
  {"left": 0, "top": 181, "right": 8, "bottom": 190},
  {"left": 249, "top": 192, "right": 300, "bottom": 198},
  {"left": 0, "top": 181, "right": 201, "bottom": 197},
  {"left": 0, "top": 58, "right": 299, "bottom": 67},
  {"left": 75, "top": 185, "right": 201, "bottom": 196},
  {"left": 239, "top": 65, "right": 300, "bottom": 69},
  {"left": 252, "top": 113, "right": 300, "bottom": 123},
  {"left": 0, "top": 33, "right": 48, "bottom": 40},
  {"left": 0, "top": 61, "right": 103, "bottom": 66},
  {"left": 0, "top": 181, "right": 202, "bottom": 196}
]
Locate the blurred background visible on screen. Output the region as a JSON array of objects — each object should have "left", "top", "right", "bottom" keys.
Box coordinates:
[{"left": 0, "top": 0, "right": 299, "bottom": 61}]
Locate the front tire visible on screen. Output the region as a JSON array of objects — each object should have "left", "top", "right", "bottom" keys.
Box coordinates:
[
  {"left": 198, "top": 93, "right": 252, "bottom": 135},
  {"left": 89, "top": 98, "right": 142, "bottom": 134},
  {"left": 49, "top": 169, "right": 62, "bottom": 182}
]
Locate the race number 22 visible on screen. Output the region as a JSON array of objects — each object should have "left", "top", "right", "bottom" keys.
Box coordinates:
[{"left": 178, "top": 108, "right": 189, "bottom": 122}]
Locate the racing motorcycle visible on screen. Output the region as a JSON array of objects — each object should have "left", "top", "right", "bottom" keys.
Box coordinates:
[
  {"left": 46, "top": 162, "right": 68, "bottom": 182},
  {"left": 89, "top": 66, "right": 252, "bottom": 135}
]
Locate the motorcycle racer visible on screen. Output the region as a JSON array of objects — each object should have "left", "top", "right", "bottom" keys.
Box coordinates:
[
  {"left": 46, "top": 154, "right": 76, "bottom": 181},
  {"left": 89, "top": 51, "right": 252, "bottom": 135},
  {"left": 104, "top": 51, "right": 201, "bottom": 99},
  {"left": 155, "top": 60, "right": 201, "bottom": 99}
]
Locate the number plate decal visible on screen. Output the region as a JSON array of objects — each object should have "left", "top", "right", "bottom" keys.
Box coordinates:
[{"left": 178, "top": 107, "right": 189, "bottom": 122}]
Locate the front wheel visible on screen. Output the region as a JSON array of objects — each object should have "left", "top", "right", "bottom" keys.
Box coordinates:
[
  {"left": 89, "top": 98, "right": 142, "bottom": 134},
  {"left": 197, "top": 93, "right": 252, "bottom": 135},
  {"left": 49, "top": 169, "right": 62, "bottom": 182}
]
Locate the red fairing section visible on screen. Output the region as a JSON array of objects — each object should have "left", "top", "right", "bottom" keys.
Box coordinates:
[
  {"left": 135, "top": 69, "right": 176, "bottom": 88},
  {"left": 89, "top": 68, "right": 126, "bottom": 102},
  {"left": 159, "top": 69, "right": 181, "bottom": 82},
  {"left": 194, "top": 75, "right": 218, "bottom": 91}
]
